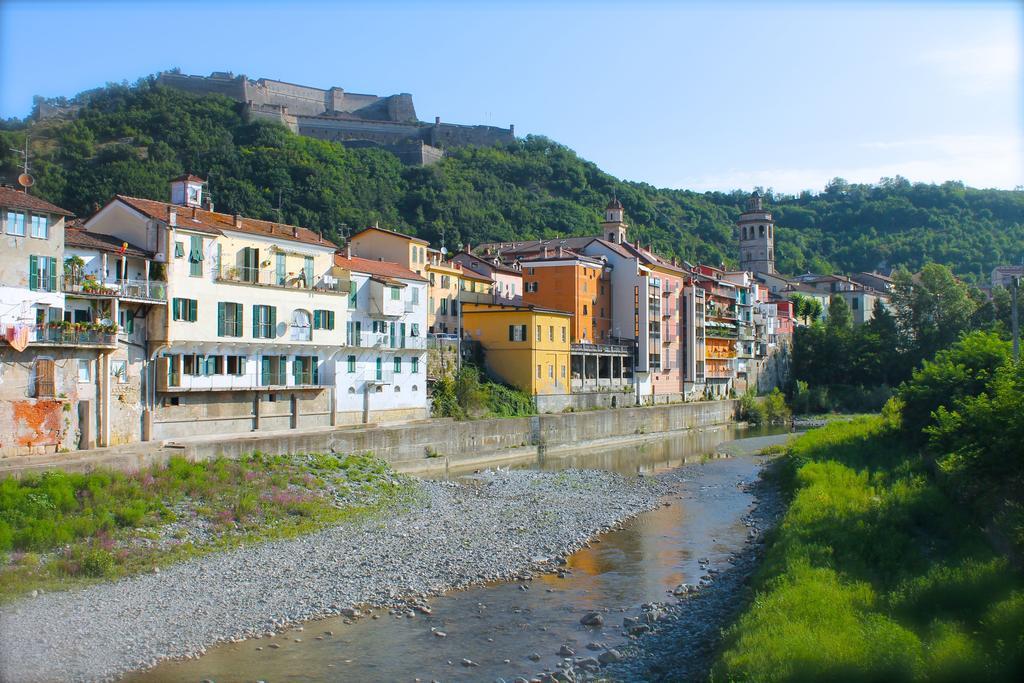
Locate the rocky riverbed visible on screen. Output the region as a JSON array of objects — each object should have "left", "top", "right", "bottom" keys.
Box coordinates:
[{"left": 0, "top": 469, "right": 668, "bottom": 682}]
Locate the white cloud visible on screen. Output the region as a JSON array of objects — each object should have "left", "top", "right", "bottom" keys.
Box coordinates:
[
  {"left": 917, "top": 34, "right": 1022, "bottom": 95},
  {"left": 675, "top": 134, "right": 1024, "bottom": 193}
]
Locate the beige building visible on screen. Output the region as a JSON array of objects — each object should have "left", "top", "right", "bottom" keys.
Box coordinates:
[{"left": 84, "top": 176, "right": 350, "bottom": 440}]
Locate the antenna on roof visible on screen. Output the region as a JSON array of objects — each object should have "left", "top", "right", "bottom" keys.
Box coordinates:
[{"left": 10, "top": 134, "right": 33, "bottom": 193}]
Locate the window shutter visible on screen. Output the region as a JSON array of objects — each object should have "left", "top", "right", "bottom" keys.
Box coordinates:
[
  {"left": 269, "top": 306, "right": 276, "bottom": 336},
  {"left": 312, "top": 358, "right": 319, "bottom": 384},
  {"left": 313, "top": 310, "right": 320, "bottom": 329},
  {"left": 509, "top": 325, "right": 514, "bottom": 341},
  {"left": 279, "top": 356, "right": 287, "bottom": 382},
  {"left": 261, "top": 356, "right": 270, "bottom": 384},
  {"left": 29, "top": 255, "right": 38, "bottom": 291},
  {"left": 172, "top": 298, "right": 180, "bottom": 320},
  {"left": 189, "top": 299, "right": 197, "bottom": 322},
  {"left": 217, "top": 302, "right": 225, "bottom": 337},
  {"left": 49, "top": 257, "right": 58, "bottom": 291},
  {"left": 328, "top": 311, "right": 335, "bottom": 330},
  {"left": 253, "top": 305, "right": 259, "bottom": 337}
]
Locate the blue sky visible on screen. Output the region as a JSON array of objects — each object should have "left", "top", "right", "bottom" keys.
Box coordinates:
[{"left": 1, "top": 0, "right": 1020, "bottom": 193}]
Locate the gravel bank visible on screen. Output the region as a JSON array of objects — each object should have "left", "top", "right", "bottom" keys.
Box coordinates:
[
  {"left": 0, "top": 469, "right": 666, "bottom": 682},
  {"left": 597, "top": 461, "right": 786, "bottom": 682}
]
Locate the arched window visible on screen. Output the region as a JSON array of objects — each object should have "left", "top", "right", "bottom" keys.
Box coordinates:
[
  {"left": 347, "top": 387, "right": 356, "bottom": 394},
  {"left": 412, "top": 385, "right": 419, "bottom": 392},
  {"left": 290, "top": 309, "right": 311, "bottom": 341},
  {"left": 394, "top": 386, "right": 401, "bottom": 392},
  {"left": 759, "top": 225, "right": 765, "bottom": 237}
]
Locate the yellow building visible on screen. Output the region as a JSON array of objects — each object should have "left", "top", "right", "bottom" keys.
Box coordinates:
[
  {"left": 347, "top": 224, "right": 430, "bottom": 277},
  {"left": 462, "top": 302, "right": 571, "bottom": 396}
]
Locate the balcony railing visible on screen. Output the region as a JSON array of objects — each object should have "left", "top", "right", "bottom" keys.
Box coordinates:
[
  {"left": 216, "top": 265, "right": 349, "bottom": 295},
  {"left": 569, "top": 342, "right": 631, "bottom": 354},
  {"left": 344, "top": 331, "right": 427, "bottom": 350},
  {"left": 30, "top": 324, "right": 117, "bottom": 347},
  {"left": 159, "top": 371, "right": 329, "bottom": 392},
  {"left": 64, "top": 278, "right": 168, "bottom": 302}
]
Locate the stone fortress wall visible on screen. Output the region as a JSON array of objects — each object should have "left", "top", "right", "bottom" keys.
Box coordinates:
[{"left": 156, "top": 71, "right": 515, "bottom": 165}]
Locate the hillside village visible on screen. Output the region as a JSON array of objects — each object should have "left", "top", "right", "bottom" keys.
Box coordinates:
[{"left": 0, "top": 173, "right": 905, "bottom": 456}]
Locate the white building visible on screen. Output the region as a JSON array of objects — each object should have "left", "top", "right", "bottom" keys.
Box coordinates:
[{"left": 333, "top": 253, "right": 428, "bottom": 424}]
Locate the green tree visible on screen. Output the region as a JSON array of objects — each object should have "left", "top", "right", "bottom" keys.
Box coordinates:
[{"left": 892, "top": 263, "right": 977, "bottom": 363}]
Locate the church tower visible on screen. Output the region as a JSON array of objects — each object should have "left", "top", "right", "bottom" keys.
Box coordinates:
[
  {"left": 738, "top": 191, "right": 775, "bottom": 274},
  {"left": 600, "top": 198, "right": 628, "bottom": 244}
]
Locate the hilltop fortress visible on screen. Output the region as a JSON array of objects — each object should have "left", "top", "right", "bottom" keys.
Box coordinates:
[{"left": 157, "top": 71, "right": 516, "bottom": 165}]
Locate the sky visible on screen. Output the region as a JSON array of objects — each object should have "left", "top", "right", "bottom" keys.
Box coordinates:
[{"left": 1, "top": 0, "right": 1021, "bottom": 194}]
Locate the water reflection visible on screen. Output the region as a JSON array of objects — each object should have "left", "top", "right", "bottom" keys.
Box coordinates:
[{"left": 131, "top": 427, "right": 790, "bottom": 683}]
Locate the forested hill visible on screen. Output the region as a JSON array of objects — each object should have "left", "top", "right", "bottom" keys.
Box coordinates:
[{"left": 3, "top": 79, "right": 1023, "bottom": 283}]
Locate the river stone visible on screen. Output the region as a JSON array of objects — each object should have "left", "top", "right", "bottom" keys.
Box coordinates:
[
  {"left": 598, "top": 649, "right": 624, "bottom": 665},
  {"left": 579, "top": 612, "right": 604, "bottom": 626},
  {"left": 558, "top": 645, "right": 575, "bottom": 657}
]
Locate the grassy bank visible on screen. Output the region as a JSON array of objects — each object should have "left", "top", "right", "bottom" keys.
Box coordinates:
[
  {"left": 712, "top": 415, "right": 1024, "bottom": 682},
  {"left": 0, "top": 453, "right": 417, "bottom": 602}
]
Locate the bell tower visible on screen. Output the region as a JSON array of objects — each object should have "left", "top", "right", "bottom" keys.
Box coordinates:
[
  {"left": 600, "top": 198, "right": 628, "bottom": 244},
  {"left": 738, "top": 191, "right": 775, "bottom": 274}
]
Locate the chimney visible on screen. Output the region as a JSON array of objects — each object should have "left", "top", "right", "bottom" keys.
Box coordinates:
[
  {"left": 345, "top": 244, "right": 351, "bottom": 259},
  {"left": 169, "top": 209, "right": 177, "bottom": 227},
  {"left": 292, "top": 226, "right": 299, "bottom": 238},
  {"left": 434, "top": 116, "right": 441, "bottom": 125},
  {"left": 191, "top": 207, "right": 197, "bottom": 218},
  {"left": 233, "top": 214, "right": 242, "bottom": 228}
]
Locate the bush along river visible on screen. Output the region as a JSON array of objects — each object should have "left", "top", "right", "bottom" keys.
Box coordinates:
[
  {"left": 0, "top": 423, "right": 789, "bottom": 682},
  {"left": 109, "top": 424, "right": 789, "bottom": 683}
]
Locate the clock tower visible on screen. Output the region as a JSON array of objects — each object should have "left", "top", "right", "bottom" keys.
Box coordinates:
[
  {"left": 170, "top": 174, "right": 206, "bottom": 208},
  {"left": 738, "top": 191, "right": 775, "bottom": 275}
]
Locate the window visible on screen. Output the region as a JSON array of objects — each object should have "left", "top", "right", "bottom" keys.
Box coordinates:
[
  {"left": 375, "top": 357, "right": 383, "bottom": 381},
  {"left": 5, "top": 210, "right": 25, "bottom": 236},
  {"left": 536, "top": 325, "right": 541, "bottom": 342},
  {"left": 394, "top": 357, "right": 402, "bottom": 373},
  {"left": 303, "top": 256, "right": 314, "bottom": 288},
  {"left": 583, "top": 304, "right": 588, "bottom": 315},
  {"left": 290, "top": 309, "right": 312, "bottom": 341},
  {"left": 30, "top": 214, "right": 48, "bottom": 239},
  {"left": 182, "top": 354, "right": 197, "bottom": 376},
  {"left": 33, "top": 358, "right": 55, "bottom": 398},
  {"left": 276, "top": 253, "right": 287, "bottom": 286},
  {"left": 411, "top": 357, "right": 419, "bottom": 373},
  {"left": 549, "top": 325, "right": 554, "bottom": 342},
  {"left": 348, "top": 285, "right": 358, "bottom": 309},
  {"left": 293, "top": 356, "right": 319, "bottom": 385},
  {"left": 347, "top": 355, "right": 356, "bottom": 373},
  {"left": 111, "top": 359, "right": 128, "bottom": 384},
  {"left": 226, "top": 355, "right": 246, "bottom": 376},
  {"left": 509, "top": 324, "right": 526, "bottom": 341},
  {"left": 28, "top": 255, "right": 58, "bottom": 292},
  {"left": 440, "top": 299, "right": 448, "bottom": 315},
  {"left": 172, "top": 298, "right": 198, "bottom": 322},
  {"left": 313, "top": 309, "right": 335, "bottom": 330},
  {"left": 537, "top": 364, "right": 541, "bottom": 379},
  {"left": 118, "top": 310, "right": 134, "bottom": 334},
  {"left": 440, "top": 275, "right": 450, "bottom": 288},
  {"left": 561, "top": 327, "right": 566, "bottom": 343},
  {"left": 260, "top": 356, "right": 287, "bottom": 385},
  {"left": 549, "top": 364, "right": 554, "bottom": 378},
  {"left": 390, "top": 286, "right": 401, "bottom": 301},
  {"left": 429, "top": 272, "right": 435, "bottom": 286},
  {"left": 410, "top": 323, "right": 420, "bottom": 336},
  {"left": 852, "top": 297, "right": 860, "bottom": 310},
  {"left": 346, "top": 320, "right": 362, "bottom": 345},
  {"left": 253, "top": 305, "right": 276, "bottom": 339},
  {"left": 200, "top": 355, "right": 222, "bottom": 376},
  {"left": 410, "top": 287, "right": 419, "bottom": 305},
  {"left": 451, "top": 300, "right": 458, "bottom": 316},
  {"left": 217, "top": 302, "right": 243, "bottom": 337},
  {"left": 561, "top": 365, "right": 566, "bottom": 378},
  {"left": 78, "top": 359, "right": 92, "bottom": 383},
  {"left": 189, "top": 236, "right": 204, "bottom": 277},
  {"left": 240, "top": 246, "right": 259, "bottom": 283}
]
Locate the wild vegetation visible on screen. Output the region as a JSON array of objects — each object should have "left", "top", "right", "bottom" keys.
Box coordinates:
[
  {"left": 3, "top": 78, "right": 1022, "bottom": 281},
  {"left": 714, "top": 332, "right": 1024, "bottom": 682},
  {"left": 430, "top": 365, "right": 535, "bottom": 420},
  {"left": 0, "top": 453, "right": 415, "bottom": 601},
  {"left": 789, "top": 262, "right": 1018, "bottom": 413}
]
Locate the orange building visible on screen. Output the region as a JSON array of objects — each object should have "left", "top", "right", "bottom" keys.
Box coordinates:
[{"left": 520, "top": 249, "right": 611, "bottom": 343}]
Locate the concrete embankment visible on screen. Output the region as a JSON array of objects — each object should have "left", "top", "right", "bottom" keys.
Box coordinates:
[{"left": 0, "top": 400, "right": 739, "bottom": 478}]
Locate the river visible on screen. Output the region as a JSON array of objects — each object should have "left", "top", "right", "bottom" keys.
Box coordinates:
[{"left": 130, "top": 424, "right": 790, "bottom": 682}]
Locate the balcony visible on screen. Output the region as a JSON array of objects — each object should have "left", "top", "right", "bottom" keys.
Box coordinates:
[
  {"left": 64, "top": 277, "right": 167, "bottom": 303},
  {"left": 569, "top": 342, "right": 632, "bottom": 355},
  {"left": 216, "top": 265, "right": 349, "bottom": 295},
  {"left": 30, "top": 324, "right": 117, "bottom": 348},
  {"left": 344, "top": 331, "right": 427, "bottom": 350}
]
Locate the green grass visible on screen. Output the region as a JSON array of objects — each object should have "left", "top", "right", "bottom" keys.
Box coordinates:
[
  {"left": 713, "top": 417, "right": 1024, "bottom": 682},
  {"left": 0, "top": 452, "right": 417, "bottom": 602}
]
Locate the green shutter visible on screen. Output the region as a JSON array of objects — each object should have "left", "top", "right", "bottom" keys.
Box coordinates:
[
  {"left": 253, "top": 305, "right": 260, "bottom": 337},
  {"left": 172, "top": 298, "right": 180, "bottom": 320},
  {"left": 217, "top": 302, "right": 225, "bottom": 337},
  {"left": 328, "top": 310, "right": 335, "bottom": 330},
  {"left": 28, "top": 255, "right": 38, "bottom": 291},
  {"left": 312, "top": 357, "right": 319, "bottom": 384},
  {"left": 261, "top": 356, "right": 270, "bottom": 385},
  {"left": 174, "top": 241, "right": 184, "bottom": 258},
  {"left": 189, "top": 299, "right": 198, "bottom": 322},
  {"left": 269, "top": 306, "right": 276, "bottom": 336},
  {"left": 279, "top": 356, "right": 287, "bottom": 383},
  {"left": 48, "top": 257, "right": 58, "bottom": 292}
]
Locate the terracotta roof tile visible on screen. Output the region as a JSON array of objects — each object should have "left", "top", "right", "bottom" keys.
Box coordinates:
[
  {"left": 114, "top": 196, "right": 335, "bottom": 248},
  {"left": 0, "top": 187, "right": 73, "bottom": 216},
  {"left": 333, "top": 254, "right": 427, "bottom": 282},
  {"left": 64, "top": 226, "right": 153, "bottom": 258}
]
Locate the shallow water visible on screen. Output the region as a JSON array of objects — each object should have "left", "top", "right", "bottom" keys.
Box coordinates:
[{"left": 131, "top": 425, "right": 789, "bottom": 682}]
